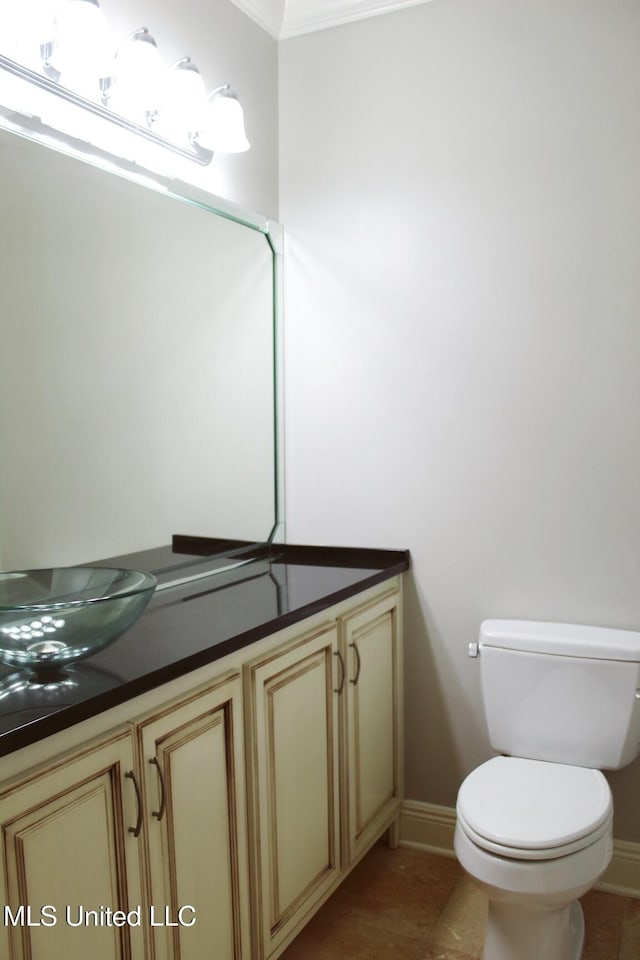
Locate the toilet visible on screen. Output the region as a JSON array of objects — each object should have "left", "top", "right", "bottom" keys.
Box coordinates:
[{"left": 455, "top": 619, "right": 640, "bottom": 960}]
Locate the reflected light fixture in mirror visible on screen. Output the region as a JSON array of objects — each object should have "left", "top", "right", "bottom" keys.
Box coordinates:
[{"left": 0, "top": 0, "right": 250, "bottom": 165}]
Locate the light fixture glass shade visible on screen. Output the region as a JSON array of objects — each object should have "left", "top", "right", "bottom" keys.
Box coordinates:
[
  {"left": 107, "top": 28, "right": 163, "bottom": 119},
  {"left": 156, "top": 57, "right": 207, "bottom": 141},
  {"left": 0, "top": 0, "right": 55, "bottom": 68},
  {"left": 48, "top": 0, "right": 113, "bottom": 99},
  {"left": 196, "top": 86, "right": 250, "bottom": 153}
]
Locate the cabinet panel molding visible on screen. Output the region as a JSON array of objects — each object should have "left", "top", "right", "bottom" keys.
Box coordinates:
[
  {"left": 135, "top": 673, "right": 250, "bottom": 960},
  {"left": 244, "top": 623, "right": 341, "bottom": 959},
  {"left": 340, "top": 590, "right": 403, "bottom": 866},
  {"left": 0, "top": 727, "right": 144, "bottom": 960}
]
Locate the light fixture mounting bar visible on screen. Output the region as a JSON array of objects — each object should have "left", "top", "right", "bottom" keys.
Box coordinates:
[{"left": 0, "top": 52, "right": 214, "bottom": 165}]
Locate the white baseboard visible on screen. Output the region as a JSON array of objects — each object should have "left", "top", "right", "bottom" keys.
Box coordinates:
[
  {"left": 598, "top": 839, "right": 640, "bottom": 897},
  {"left": 399, "top": 799, "right": 640, "bottom": 899},
  {"left": 400, "top": 799, "right": 458, "bottom": 858}
]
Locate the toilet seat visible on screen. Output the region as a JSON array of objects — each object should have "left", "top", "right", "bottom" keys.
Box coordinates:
[
  {"left": 457, "top": 807, "right": 612, "bottom": 860},
  {"left": 457, "top": 756, "right": 612, "bottom": 861}
]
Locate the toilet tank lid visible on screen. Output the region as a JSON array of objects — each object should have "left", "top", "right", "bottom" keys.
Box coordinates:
[{"left": 480, "top": 619, "right": 640, "bottom": 661}]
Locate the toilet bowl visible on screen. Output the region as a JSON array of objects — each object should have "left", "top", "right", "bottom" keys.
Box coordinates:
[
  {"left": 455, "top": 756, "right": 613, "bottom": 960},
  {"left": 458, "top": 618, "right": 640, "bottom": 960}
]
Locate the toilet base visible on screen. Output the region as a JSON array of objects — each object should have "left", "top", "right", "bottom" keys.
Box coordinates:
[{"left": 483, "top": 898, "right": 584, "bottom": 960}]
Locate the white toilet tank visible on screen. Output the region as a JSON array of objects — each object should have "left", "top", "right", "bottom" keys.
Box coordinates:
[{"left": 478, "top": 620, "right": 640, "bottom": 769}]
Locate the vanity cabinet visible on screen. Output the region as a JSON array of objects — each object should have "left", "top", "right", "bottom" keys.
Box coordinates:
[
  {"left": 0, "top": 727, "right": 145, "bottom": 960},
  {"left": 244, "top": 587, "right": 402, "bottom": 959},
  {"left": 135, "top": 672, "right": 250, "bottom": 960},
  {"left": 0, "top": 576, "right": 404, "bottom": 960},
  {"left": 243, "top": 623, "right": 342, "bottom": 960}
]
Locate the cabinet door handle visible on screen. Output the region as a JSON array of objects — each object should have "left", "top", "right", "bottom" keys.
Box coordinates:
[
  {"left": 149, "top": 757, "right": 166, "bottom": 821},
  {"left": 334, "top": 650, "right": 345, "bottom": 694},
  {"left": 349, "top": 642, "right": 361, "bottom": 685},
  {"left": 125, "top": 770, "right": 143, "bottom": 838}
]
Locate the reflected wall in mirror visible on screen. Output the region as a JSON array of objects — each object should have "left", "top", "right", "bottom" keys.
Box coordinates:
[{"left": 0, "top": 125, "right": 280, "bottom": 570}]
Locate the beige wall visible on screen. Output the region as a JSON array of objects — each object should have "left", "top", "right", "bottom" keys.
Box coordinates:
[{"left": 279, "top": 0, "right": 640, "bottom": 840}]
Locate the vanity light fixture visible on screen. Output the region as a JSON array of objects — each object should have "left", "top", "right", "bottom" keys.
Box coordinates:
[{"left": 0, "top": 0, "right": 250, "bottom": 165}]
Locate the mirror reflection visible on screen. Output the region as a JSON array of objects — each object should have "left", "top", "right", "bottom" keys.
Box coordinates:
[{"left": 0, "top": 126, "right": 277, "bottom": 570}]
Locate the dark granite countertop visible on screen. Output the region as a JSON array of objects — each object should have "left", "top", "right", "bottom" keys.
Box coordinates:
[{"left": 0, "top": 542, "right": 409, "bottom": 758}]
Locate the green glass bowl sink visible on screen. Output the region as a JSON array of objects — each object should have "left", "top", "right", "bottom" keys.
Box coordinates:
[{"left": 0, "top": 567, "right": 156, "bottom": 681}]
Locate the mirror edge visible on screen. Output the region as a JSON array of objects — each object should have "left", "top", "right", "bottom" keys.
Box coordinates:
[{"left": 266, "top": 219, "right": 286, "bottom": 547}]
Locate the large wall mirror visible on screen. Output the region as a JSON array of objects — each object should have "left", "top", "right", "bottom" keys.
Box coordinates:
[{"left": 0, "top": 122, "right": 282, "bottom": 572}]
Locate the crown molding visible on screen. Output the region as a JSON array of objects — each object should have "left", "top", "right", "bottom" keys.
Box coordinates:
[
  {"left": 231, "top": 0, "right": 432, "bottom": 39},
  {"left": 279, "top": 0, "right": 432, "bottom": 38},
  {"left": 229, "top": 0, "right": 284, "bottom": 38}
]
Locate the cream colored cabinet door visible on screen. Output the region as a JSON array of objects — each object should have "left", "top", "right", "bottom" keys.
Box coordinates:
[
  {"left": 340, "top": 590, "right": 402, "bottom": 866},
  {"left": 135, "top": 672, "right": 250, "bottom": 960},
  {"left": 244, "top": 623, "right": 341, "bottom": 960},
  {"left": 0, "top": 726, "right": 145, "bottom": 960}
]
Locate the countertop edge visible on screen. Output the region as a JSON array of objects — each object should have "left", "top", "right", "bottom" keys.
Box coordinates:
[{"left": 0, "top": 548, "right": 410, "bottom": 758}]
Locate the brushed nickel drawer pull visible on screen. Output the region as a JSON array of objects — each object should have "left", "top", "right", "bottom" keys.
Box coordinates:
[
  {"left": 125, "top": 770, "right": 143, "bottom": 838},
  {"left": 149, "top": 757, "right": 166, "bottom": 821},
  {"left": 349, "top": 642, "right": 361, "bottom": 685},
  {"left": 334, "top": 650, "right": 345, "bottom": 694}
]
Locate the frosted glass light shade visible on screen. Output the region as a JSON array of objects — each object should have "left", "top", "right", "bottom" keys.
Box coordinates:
[
  {"left": 49, "top": 0, "right": 112, "bottom": 77},
  {"left": 108, "top": 28, "right": 163, "bottom": 118},
  {"left": 0, "top": 0, "right": 55, "bottom": 68},
  {"left": 157, "top": 58, "right": 207, "bottom": 140},
  {"left": 197, "top": 87, "right": 250, "bottom": 153}
]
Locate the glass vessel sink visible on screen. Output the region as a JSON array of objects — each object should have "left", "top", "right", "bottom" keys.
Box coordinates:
[{"left": 0, "top": 567, "right": 156, "bottom": 681}]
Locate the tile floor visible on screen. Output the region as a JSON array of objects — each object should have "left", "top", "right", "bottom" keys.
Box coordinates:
[{"left": 280, "top": 843, "right": 640, "bottom": 960}]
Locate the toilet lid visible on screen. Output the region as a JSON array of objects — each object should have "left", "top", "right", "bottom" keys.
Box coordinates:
[{"left": 457, "top": 756, "right": 612, "bottom": 855}]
